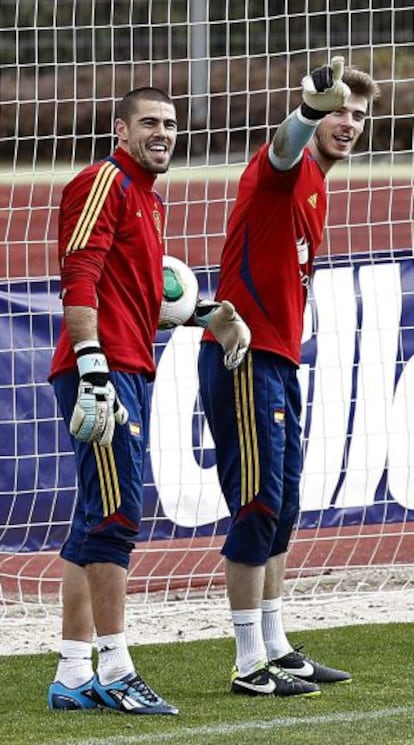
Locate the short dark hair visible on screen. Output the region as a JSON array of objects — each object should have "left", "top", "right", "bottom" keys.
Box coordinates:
[
  {"left": 117, "top": 87, "right": 175, "bottom": 123},
  {"left": 343, "top": 67, "right": 381, "bottom": 101}
]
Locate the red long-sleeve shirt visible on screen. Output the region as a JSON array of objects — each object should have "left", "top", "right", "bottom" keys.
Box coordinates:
[
  {"left": 50, "top": 147, "right": 165, "bottom": 380},
  {"left": 203, "top": 144, "right": 327, "bottom": 366}
]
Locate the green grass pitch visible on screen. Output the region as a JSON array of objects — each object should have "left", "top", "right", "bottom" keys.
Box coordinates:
[{"left": 1, "top": 623, "right": 413, "bottom": 745}]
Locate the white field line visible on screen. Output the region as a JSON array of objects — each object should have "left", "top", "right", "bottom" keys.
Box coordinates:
[{"left": 45, "top": 705, "right": 414, "bottom": 745}]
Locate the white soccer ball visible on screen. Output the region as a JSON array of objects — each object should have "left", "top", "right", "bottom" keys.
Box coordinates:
[{"left": 158, "top": 255, "right": 199, "bottom": 329}]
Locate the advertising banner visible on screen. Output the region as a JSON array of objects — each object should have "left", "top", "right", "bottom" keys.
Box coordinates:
[{"left": 1, "top": 251, "right": 413, "bottom": 552}]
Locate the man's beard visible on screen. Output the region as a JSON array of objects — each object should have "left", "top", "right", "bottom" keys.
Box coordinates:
[{"left": 130, "top": 144, "right": 171, "bottom": 173}]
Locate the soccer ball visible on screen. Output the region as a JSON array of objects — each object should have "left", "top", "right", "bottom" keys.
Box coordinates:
[{"left": 158, "top": 255, "right": 199, "bottom": 329}]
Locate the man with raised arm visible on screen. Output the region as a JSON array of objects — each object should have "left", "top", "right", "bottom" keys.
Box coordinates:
[
  {"left": 48, "top": 86, "right": 250, "bottom": 714},
  {"left": 198, "top": 58, "right": 380, "bottom": 697}
]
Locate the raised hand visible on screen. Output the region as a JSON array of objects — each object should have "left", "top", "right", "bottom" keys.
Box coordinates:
[{"left": 301, "top": 56, "right": 351, "bottom": 119}]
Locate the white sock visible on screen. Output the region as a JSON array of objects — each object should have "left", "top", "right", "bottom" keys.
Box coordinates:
[
  {"left": 54, "top": 640, "right": 94, "bottom": 688},
  {"left": 96, "top": 632, "right": 135, "bottom": 685},
  {"left": 262, "top": 597, "right": 293, "bottom": 661},
  {"left": 232, "top": 608, "right": 267, "bottom": 677}
]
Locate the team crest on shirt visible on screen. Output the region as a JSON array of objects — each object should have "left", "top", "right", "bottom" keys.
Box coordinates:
[
  {"left": 308, "top": 192, "right": 318, "bottom": 209},
  {"left": 274, "top": 410, "right": 285, "bottom": 424},
  {"left": 152, "top": 205, "right": 162, "bottom": 244}
]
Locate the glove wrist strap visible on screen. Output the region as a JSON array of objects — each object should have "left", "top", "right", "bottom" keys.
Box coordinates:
[
  {"left": 300, "top": 102, "right": 327, "bottom": 122},
  {"left": 193, "top": 300, "right": 221, "bottom": 329},
  {"left": 74, "top": 339, "right": 101, "bottom": 354},
  {"left": 74, "top": 340, "right": 109, "bottom": 385}
]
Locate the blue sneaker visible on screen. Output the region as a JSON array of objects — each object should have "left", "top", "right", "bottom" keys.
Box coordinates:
[
  {"left": 48, "top": 678, "right": 98, "bottom": 710},
  {"left": 92, "top": 672, "right": 179, "bottom": 715}
]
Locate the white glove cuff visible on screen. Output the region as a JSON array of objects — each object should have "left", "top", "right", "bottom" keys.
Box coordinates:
[{"left": 74, "top": 340, "right": 109, "bottom": 379}]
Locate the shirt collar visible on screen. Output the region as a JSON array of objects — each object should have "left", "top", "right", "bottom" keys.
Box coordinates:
[{"left": 112, "top": 146, "right": 157, "bottom": 189}]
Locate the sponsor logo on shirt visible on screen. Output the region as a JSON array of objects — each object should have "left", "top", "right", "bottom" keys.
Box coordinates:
[{"left": 308, "top": 192, "right": 318, "bottom": 209}]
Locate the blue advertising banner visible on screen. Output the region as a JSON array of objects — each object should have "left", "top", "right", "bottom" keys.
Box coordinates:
[{"left": 1, "top": 251, "right": 413, "bottom": 553}]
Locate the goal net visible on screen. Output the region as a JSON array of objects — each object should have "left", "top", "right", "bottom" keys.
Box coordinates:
[{"left": 1, "top": 1, "right": 413, "bottom": 627}]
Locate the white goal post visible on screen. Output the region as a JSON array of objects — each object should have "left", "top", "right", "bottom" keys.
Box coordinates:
[{"left": 1, "top": 1, "right": 413, "bottom": 625}]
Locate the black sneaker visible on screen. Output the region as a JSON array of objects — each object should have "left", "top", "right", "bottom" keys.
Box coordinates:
[
  {"left": 275, "top": 646, "right": 352, "bottom": 684},
  {"left": 267, "top": 662, "right": 321, "bottom": 697},
  {"left": 230, "top": 664, "right": 276, "bottom": 696}
]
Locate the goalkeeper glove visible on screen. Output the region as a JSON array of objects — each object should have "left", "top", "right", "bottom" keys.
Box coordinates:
[
  {"left": 300, "top": 56, "right": 351, "bottom": 121},
  {"left": 70, "top": 341, "right": 129, "bottom": 448},
  {"left": 194, "top": 300, "right": 251, "bottom": 370}
]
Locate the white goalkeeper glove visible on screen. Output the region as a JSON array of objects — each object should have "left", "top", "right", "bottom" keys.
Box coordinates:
[
  {"left": 70, "top": 341, "right": 129, "bottom": 448},
  {"left": 194, "top": 300, "right": 251, "bottom": 370},
  {"left": 300, "top": 56, "right": 351, "bottom": 121}
]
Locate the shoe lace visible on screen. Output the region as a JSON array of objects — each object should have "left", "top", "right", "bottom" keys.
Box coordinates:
[
  {"left": 268, "top": 663, "right": 297, "bottom": 683},
  {"left": 293, "top": 644, "right": 313, "bottom": 663},
  {"left": 126, "top": 674, "right": 160, "bottom": 704},
  {"left": 250, "top": 669, "right": 268, "bottom": 683}
]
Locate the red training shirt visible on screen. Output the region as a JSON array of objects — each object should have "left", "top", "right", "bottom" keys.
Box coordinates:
[
  {"left": 203, "top": 144, "right": 327, "bottom": 366},
  {"left": 50, "top": 147, "right": 165, "bottom": 380}
]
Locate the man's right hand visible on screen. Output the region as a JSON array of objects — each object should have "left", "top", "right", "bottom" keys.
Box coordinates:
[
  {"left": 70, "top": 379, "right": 128, "bottom": 448},
  {"left": 203, "top": 300, "right": 251, "bottom": 370},
  {"left": 70, "top": 342, "right": 128, "bottom": 447},
  {"left": 301, "top": 56, "right": 350, "bottom": 119}
]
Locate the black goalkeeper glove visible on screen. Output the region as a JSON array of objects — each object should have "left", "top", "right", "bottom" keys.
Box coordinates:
[{"left": 301, "top": 56, "right": 351, "bottom": 121}]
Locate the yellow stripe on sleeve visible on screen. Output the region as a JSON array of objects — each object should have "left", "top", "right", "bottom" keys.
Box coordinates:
[{"left": 66, "top": 161, "right": 119, "bottom": 254}]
